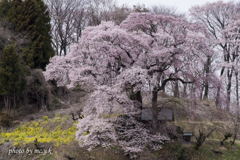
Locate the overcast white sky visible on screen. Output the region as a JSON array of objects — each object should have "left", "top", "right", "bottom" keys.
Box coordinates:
[{"left": 117, "top": 0, "right": 236, "bottom": 13}]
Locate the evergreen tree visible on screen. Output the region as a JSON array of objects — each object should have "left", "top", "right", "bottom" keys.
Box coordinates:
[
  {"left": 0, "top": 42, "right": 26, "bottom": 114},
  {"left": 0, "top": 0, "right": 13, "bottom": 18},
  {"left": 10, "top": 0, "right": 54, "bottom": 70},
  {"left": 9, "top": 0, "right": 24, "bottom": 29}
]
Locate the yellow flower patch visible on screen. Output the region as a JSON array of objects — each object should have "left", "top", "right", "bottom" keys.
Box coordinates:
[{"left": 0, "top": 115, "right": 78, "bottom": 147}]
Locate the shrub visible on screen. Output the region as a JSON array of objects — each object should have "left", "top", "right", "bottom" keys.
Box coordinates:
[
  {"left": 42, "top": 116, "right": 48, "bottom": 121},
  {"left": 220, "top": 132, "right": 232, "bottom": 145},
  {"left": 0, "top": 113, "right": 13, "bottom": 127},
  {"left": 174, "top": 145, "right": 187, "bottom": 160}
]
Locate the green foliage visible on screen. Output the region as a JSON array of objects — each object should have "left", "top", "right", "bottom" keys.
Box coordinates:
[
  {"left": 0, "top": 112, "right": 13, "bottom": 127},
  {"left": 174, "top": 145, "right": 187, "bottom": 160},
  {"left": 221, "top": 132, "right": 232, "bottom": 145},
  {"left": 42, "top": 116, "right": 48, "bottom": 121},
  {"left": 49, "top": 98, "right": 61, "bottom": 111},
  {"left": 8, "top": 0, "right": 54, "bottom": 70},
  {"left": 224, "top": 132, "right": 232, "bottom": 139},
  {"left": 39, "top": 154, "right": 56, "bottom": 160},
  {"left": 52, "top": 98, "right": 59, "bottom": 105},
  {"left": 0, "top": 0, "right": 13, "bottom": 19},
  {"left": 0, "top": 42, "right": 26, "bottom": 96},
  {"left": 73, "top": 84, "right": 84, "bottom": 91},
  {"left": 82, "top": 131, "right": 89, "bottom": 136}
]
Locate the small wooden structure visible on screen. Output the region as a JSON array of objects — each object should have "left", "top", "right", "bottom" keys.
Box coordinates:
[
  {"left": 141, "top": 108, "right": 174, "bottom": 121},
  {"left": 183, "top": 132, "right": 193, "bottom": 143}
]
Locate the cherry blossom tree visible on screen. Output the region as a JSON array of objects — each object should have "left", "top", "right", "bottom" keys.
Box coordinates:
[
  {"left": 190, "top": 1, "right": 240, "bottom": 110},
  {"left": 222, "top": 6, "right": 240, "bottom": 108},
  {"left": 44, "top": 13, "right": 220, "bottom": 157}
]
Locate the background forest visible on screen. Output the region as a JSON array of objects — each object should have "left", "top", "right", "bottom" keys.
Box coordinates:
[{"left": 0, "top": 0, "right": 240, "bottom": 160}]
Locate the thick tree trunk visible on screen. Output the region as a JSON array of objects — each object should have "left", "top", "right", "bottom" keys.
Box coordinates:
[
  {"left": 173, "top": 68, "right": 179, "bottom": 98},
  {"left": 232, "top": 123, "right": 239, "bottom": 146},
  {"left": 204, "top": 56, "right": 211, "bottom": 99},
  {"left": 183, "top": 84, "right": 187, "bottom": 98},
  {"left": 236, "top": 71, "right": 239, "bottom": 107},
  {"left": 64, "top": 44, "right": 67, "bottom": 56},
  {"left": 232, "top": 131, "right": 238, "bottom": 146},
  {"left": 13, "top": 91, "right": 16, "bottom": 117},
  {"left": 203, "top": 82, "right": 209, "bottom": 99},
  {"left": 129, "top": 89, "right": 142, "bottom": 109},
  {"left": 152, "top": 89, "right": 158, "bottom": 134},
  {"left": 6, "top": 95, "right": 11, "bottom": 115},
  {"left": 56, "top": 44, "right": 59, "bottom": 56},
  {"left": 162, "top": 76, "right": 165, "bottom": 93},
  {"left": 200, "top": 85, "right": 204, "bottom": 100},
  {"left": 135, "top": 91, "right": 142, "bottom": 103},
  {"left": 216, "top": 87, "right": 221, "bottom": 106},
  {"left": 9, "top": 95, "right": 11, "bottom": 115},
  {"left": 174, "top": 81, "right": 179, "bottom": 98},
  {"left": 216, "top": 67, "right": 225, "bottom": 106},
  {"left": 6, "top": 95, "right": 9, "bottom": 114},
  {"left": 226, "top": 68, "right": 233, "bottom": 112},
  {"left": 194, "top": 129, "right": 215, "bottom": 150},
  {"left": 4, "top": 95, "right": 7, "bottom": 111},
  {"left": 135, "top": 91, "right": 142, "bottom": 110}
]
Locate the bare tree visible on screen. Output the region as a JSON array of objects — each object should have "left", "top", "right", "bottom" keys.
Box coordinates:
[
  {"left": 148, "top": 4, "right": 185, "bottom": 17},
  {"left": 85, "top": 0, "right": 131, "bottom": 26},
  {"left": 108, "top": 4, "right": 131, "bottom": 25},
  {"left": 86, "top": 0, "right": 116, "bottom": 26},
  {"left": 230, "top": 104, "right": 240, "bottom": 146},
  {"left": 72, "top": 8, "right": 87, "bottom": 42},
  {"left": 45, "top": 0, "right": 87, "bottom": 56},
  {"left": 45, "top": 0, "right": 130, "bottom": 56},
  {"left": 190, "top": 2, "right": 240, "bottom": 110},
  {"left": 193, "top": 127, "right": 215, "bottom": 150}
]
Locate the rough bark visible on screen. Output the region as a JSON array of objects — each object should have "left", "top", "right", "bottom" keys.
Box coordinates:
[
  {"left": 216, "top": 67, "right": 225, "bottom": 106},
  {"left": 152, "top": 89, "right": 158, "bottom": 133},
  {"left": 174, "top": 81, "right": 179, "bottom": 98},
  {"left": 13, "top": 91, "right": 16, "bottom": 117},
  {"left": 194, "top": 128, "right": 215, "bottom": 150},
  {"left": 236, "top": 71, "right": 239, "bottom": 107},
  {"left": 183, "top": 83, "right": 187, "bottom": 98},
  {"left": 226, "top": 68, "right": 233, "bottom": 111},
  {"left": 204, "top": 56, "right": 211, "bottom": 99}
]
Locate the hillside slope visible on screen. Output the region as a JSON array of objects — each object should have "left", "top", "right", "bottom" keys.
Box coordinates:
[{"left": 0, "top": 90, "right": 239, "bottom": 160}]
